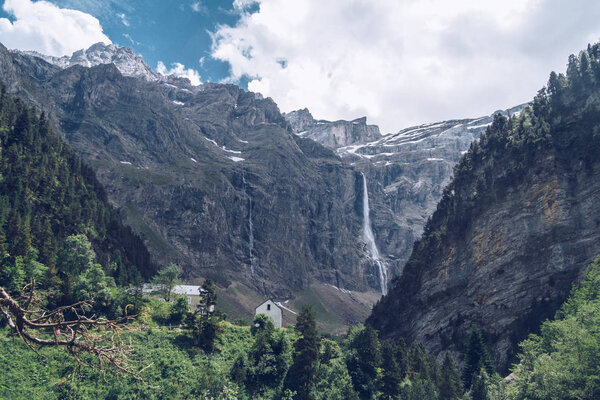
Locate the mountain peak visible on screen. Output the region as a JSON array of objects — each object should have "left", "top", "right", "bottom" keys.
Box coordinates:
[{"left": 18, "top": 42, "right": 160, "bottom": 82}]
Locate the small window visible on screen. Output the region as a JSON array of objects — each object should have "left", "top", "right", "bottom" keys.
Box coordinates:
[{"left": 267, "top": 304, "right": 271, "bottom": 311}]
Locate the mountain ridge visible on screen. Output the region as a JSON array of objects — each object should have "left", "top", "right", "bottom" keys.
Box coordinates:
[
  {"left": 17, "top": 42, "right": 161, "bottom": 82},
  {"left": 0, "top": 42, "right": 383, "bottom": 304}
]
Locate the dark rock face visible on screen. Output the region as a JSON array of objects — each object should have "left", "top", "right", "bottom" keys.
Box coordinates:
[{"left": 0, "top": 42, "right": 379, "bottom": 297}]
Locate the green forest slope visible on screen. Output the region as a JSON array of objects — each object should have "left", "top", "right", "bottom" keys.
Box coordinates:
[{"left": 0, "top": 86, "right": 155, "bottom": 293}]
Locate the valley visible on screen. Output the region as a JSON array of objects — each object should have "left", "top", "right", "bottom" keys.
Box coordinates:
[
  {"left": 1, "top": 30, "right": 600, "bottom": 399},
  {"left": 0, "top": 41, "right": 525, "bottom": 327}
]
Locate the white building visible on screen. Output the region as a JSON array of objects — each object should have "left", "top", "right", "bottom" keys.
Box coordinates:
[
  {"left": 142, "top": 284, "right": 207, "bottom": 309},
  {"left": 255, "top": 299, "right": 282, "bottom": 328}
]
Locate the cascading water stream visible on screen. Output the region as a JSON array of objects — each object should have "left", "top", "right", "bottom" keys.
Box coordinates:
[
  {"left": 361, "top": 173, "right": 388, "bottom": 295},
  {"left": 243, "top": 173, "right": 255, "bottom": 275}
]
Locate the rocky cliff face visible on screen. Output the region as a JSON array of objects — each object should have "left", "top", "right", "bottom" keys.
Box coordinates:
[
  {"left": 286, "top": 106, "right": 526, "bottom": 279},
  {"left": 368, "top": 45, "right": 600, "bottom": 370},
  {"left": 0, "top": 42, "right": 383, "bottom": 298},
  {"left": 284, "top": 108, "right": 382, "bottom": 148}
]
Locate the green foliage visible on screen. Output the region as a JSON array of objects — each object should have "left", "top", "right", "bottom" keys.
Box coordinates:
[
  {"left": 439, "top": 353, "right": 463, "bottom": 400},
  {"left": 187, "top": 279, "right": 222, "bottom": 353},
  {"left": 152, "top": 263, "right": 179, "bottom": 302},
  {"left": 230, "top": 352, "right": 249, "bottom": 385},
  {"left": 192, "top": 315, "right": 223, "bottom": 353},
  {"left": 251, "top": 313, "right": 275, "bottom": 336},
  {"left": 72, "top": 262, "right": 115, "bottom": 308},
  {"left": 150, "top": 299, "right": 172, "bottom": 325},
  {"left": 169, "top": 295, "right": 190, "bottom": 325},
  {"left": 57, "top": 234, "right": 98, "bottom": 301},
  {"left": 508, "top": 256, "right": 600, "bottom": 400},
  {"left": 470, "top": 369, "right": 489, "bottom": 400},
  {"left": 284, "top": 304, "right": 320, "bottom": 399},
  {"left": 0, "top": 88, "right": 155, "bottom": 294},
  {"left": 57, "top": 234, "right": 96, "bottom": 277},
  {"left": 245, "top": 320, "right": 292, "bottom": 396},
  {"left": 344, "top": 325, "right": 382, "bottom": 399},
  {"left": 200, "top": 278, "right": 217, "bottom": 313},
  {"left": 400, "top": 378, "right": 440, "bottom": 400},
  {"left": 0, "top": 298, "right": 466, "bottom": 400},
  {"left": 463, "top": 325, "right": 493, "bottom": 389},
  {"left": 0, "top": 245, "right": 46, "bottom": 294},
  {"left": 314, "top": 341, "right": 358, "bottom": 400},
  {"left": 0, "top": 324, "right": 251, "bottom": 400}
]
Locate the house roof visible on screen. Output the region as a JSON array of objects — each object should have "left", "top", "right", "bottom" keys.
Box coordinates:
[
  {"left": 142, "top": 284, "right": 207, "bottom": 296},
  {"left": 256, "top": 299, "right": 281, "bottom": 310}
]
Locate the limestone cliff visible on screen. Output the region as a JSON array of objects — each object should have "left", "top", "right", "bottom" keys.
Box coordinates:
[
  {"left": 284, "top": 109, "right": 382, "bottom": 148},
  {"left": 368, "top": 44, "right": 600, "bottom": 370}
]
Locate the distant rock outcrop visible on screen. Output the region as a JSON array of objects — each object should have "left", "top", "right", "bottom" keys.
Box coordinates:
[{"left": 284, "top": 109, "right": 382, "bottom": 148}]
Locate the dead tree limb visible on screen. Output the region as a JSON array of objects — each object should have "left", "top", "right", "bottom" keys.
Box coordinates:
[{"left": 0, "top": 282, "right": 146, "bottom": 381}]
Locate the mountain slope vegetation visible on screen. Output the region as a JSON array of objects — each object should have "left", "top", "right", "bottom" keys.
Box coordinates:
[{"left": 0, "top": 86, "right": 155, "bottom": 291}]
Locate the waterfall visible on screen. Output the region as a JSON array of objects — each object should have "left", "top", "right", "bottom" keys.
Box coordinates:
[
  {"left": 361, "top": 173, "right": 388, "bottom": 295},
  {"left": 243, "top": 173, "right": 255, "bottom": 275}
]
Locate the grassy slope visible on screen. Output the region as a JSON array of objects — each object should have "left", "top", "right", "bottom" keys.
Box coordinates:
[{"left": 216, "top": 281, "right": 380, "bottom": 335}]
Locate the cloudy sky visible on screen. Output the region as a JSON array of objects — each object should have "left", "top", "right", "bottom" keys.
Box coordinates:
[{"left": 1, "top": 0, "right": 600, "bottom": 133}]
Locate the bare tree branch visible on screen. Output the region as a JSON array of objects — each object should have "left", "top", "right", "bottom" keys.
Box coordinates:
[{"left": 0, "top": 283, "right": 147, "bottom": 382}]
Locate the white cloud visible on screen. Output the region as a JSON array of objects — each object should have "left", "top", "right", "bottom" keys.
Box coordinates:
[
  {"left": 191, "top": 1, "right": 208, "bottom": 14},
  {"left": 117, "top": 12, "right": 129, "bottom": 27},
  {"left": 157, "top": 61, "right": 202, "bottom": 86},
  {"left": 212, "top": 0, "right": 600, "bottom": 133},
  {"left": 232, "top": 0, "right": 258, "bottom": 11},
  {"left": 0, "top": 0, "right": 111, "bottom": 57}
]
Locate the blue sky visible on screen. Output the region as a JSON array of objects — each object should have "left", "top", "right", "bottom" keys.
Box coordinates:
[
  {"left": 0, "top": 0, "right": 252, "bottom": 83},
  {"left": 2, "top": 0, "right": 600, "bottom": 133}
]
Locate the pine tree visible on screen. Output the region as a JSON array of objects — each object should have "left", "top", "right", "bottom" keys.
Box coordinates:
[
  {"left": 192, "top": 315, "right": 220, "bottom": 353},
  {"left": 284, "top": 304, "right": 320, "bottom": 400},
  {"left": 462, "top": 325, "right": 493, "bottom": 389},
  {"left": 439, "top": 353, "right": 462, "bottom": 400},
  {"left": 0, "top": 87, "right": 155, "bottom": 292},
  {"left": 469, "top": 369, "right": 489, "bottom": 400},
  {"left": 345, "top": 325, "right": 382, "bottom": 399},
  {"left": 189, "top": 278, "right": 221, "bottom": 352},
  {"left": 380, "top": 342, "right": 402, "bottom": 399},
  {"left": 198, "top": 278, "right": 216, "bottom": 315}
]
